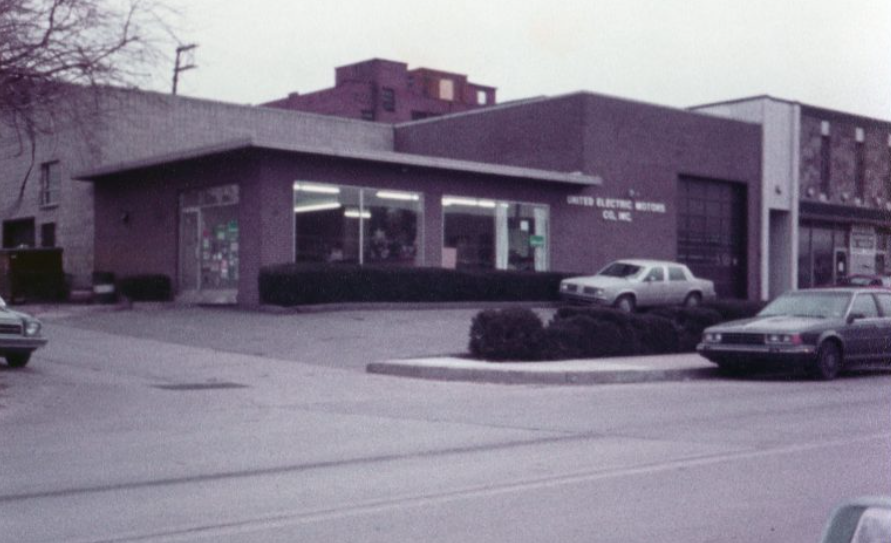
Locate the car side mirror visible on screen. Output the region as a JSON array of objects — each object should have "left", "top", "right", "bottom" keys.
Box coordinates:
[
  {"left": 847, "top": 313, "right": 866, "bottom": 325},
  {"left": 820, "top": 497, "right": 891, "bottom": 543}
]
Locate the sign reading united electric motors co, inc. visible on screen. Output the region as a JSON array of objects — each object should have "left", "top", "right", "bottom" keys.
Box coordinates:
[{"left": 567, "top": 195, "right": 667, "bottom": 222}]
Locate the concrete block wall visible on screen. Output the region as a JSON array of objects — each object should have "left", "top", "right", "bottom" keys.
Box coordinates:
[{"left": 0, "top": 87, "right": 395, "bottom": 284}]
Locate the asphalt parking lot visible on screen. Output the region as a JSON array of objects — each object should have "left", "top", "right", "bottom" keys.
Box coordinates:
[{"left": 49, "top": 304, "right": 492, "bottom": 372}]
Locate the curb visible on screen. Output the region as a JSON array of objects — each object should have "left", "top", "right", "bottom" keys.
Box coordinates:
[{"left": 367, "top": 356, "right": 718, "bottom": 386}]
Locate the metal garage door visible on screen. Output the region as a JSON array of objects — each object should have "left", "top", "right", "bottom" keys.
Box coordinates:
[{"left": 677, "top": 177, "right": 747, "bottom": 299}]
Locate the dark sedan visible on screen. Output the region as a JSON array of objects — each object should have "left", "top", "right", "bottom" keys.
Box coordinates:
[{"left": 697, "top": 288, "right": 891, "bottom": 380}]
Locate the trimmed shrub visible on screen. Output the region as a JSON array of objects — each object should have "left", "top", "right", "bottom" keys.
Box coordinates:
[
  {"left": 469, "top": 308, "right": 544, "bottom": 361},
  {"left": 631, "top": 313, "right": 679, "bottom": 354},
  {"left": 550, "top": 306, "right": 642, "bottom": 356},
  {"left": 259, "top": 263, "right": 571, "bottom": 306},
  {"left": 649, "top": 306, "right": 723, "bottom": 352},
  {"left": 118, "top": 274, "right": 172, "bottom": 302},
  {"left": 539, "top": 315, "right": 625, "bottom": 360},
  {"left": 703, "top": 299, "right": 766, "bottom": 322}
]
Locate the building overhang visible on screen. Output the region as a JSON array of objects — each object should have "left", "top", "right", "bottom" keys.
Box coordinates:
[{"left": 74, "top": 136, "right": 602, "bottom": 187}]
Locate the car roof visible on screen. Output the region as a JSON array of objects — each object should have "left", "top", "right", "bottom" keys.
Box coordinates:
[{"left": 612, "top": 259, "right": 686, "bottom": 267}]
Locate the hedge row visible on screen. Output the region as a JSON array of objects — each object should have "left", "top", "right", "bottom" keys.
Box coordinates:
[
  {"left": 259, "top": 264, "right": 571, "bottom": 306},
  {"left": 469, "top": 301, "right": 763, "bottom": 361}
]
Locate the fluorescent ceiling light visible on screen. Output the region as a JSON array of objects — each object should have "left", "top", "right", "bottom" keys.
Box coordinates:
[
  {"left": 376, "top": 191, "right": 419, "bottom": 201},
  {"left": 294, "top": 182, "right": 340, "bottom": 194},
  {"left": 442, "top": 197, "right": 481, "bottom": 207},
  {"left": 442, "top": 197, "right": 499, "bottom": 208},
  {"left": 293, "top": 202, "right": 341, "bottom": 214},
  {"left": 344, "top": 209, "right": 371, "bottom": 219}
]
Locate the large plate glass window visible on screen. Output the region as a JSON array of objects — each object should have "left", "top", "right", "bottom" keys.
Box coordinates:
[
  {"left": 293, "top": 183, "right": 422, "bottom": 266},
  {"left": 442, "top": 196, "right": 549, "bottom": 271}
]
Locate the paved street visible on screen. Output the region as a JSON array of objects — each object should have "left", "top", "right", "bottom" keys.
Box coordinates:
[{"left": 1, "top": 306, "right": 890, "bottom": 542}]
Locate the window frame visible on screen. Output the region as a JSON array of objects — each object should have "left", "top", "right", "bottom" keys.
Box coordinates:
[
  {"left": 39, "top": 161, "right": 61, "bottom": 208},
  {"left": 292, "top": 181, "right": 424, "bottom": 266},
  {"left": 441, "top": 195, "right": 550, "bottom": 272}
]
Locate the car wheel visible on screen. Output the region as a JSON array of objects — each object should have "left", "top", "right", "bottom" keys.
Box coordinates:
[
  {"left": 683, "top": 292, "right": 702, "bottom": 308},
  {"left": 809, "top": 341, "right": 842, "bottom": 380},
  {"left": 5, "top": 352, "right": 31, "bottom": 368},
  {"left": 614, "top": 295, "right": 636, "bottom": 313}
]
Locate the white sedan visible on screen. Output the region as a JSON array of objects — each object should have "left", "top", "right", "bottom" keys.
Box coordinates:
[{"left": 559, "top": 259, "right": 717, "bottom": 312}]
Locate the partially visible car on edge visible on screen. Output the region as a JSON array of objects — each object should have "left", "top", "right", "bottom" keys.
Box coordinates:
[
  {"left": 836, "top": 274, "right": 891, "bottom": 289},
  {"left": 0, "top": 295, "right": 46, "bottom": 368},
  {"left": 558, "top": 259, "right": 716, "bottom": 312},
  {"left": 697, "top": 288, "right": 891, "bottom": 380}
]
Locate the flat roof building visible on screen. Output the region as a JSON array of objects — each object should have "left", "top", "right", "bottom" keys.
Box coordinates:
[
  {"left": 692, "top": 96, "right": 891, "bottom": 298},
  {"left": 263, "top": 59, "right": 497, "bottom": 123}
]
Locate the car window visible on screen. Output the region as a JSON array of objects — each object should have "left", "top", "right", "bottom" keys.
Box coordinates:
[
  {"left": 644, "top": 267, "right": 665, "bottom": 282},
  {"left": 668, "top": 267, "right": 687, "bottom": 281},
  {"left": 758, "top": 291, "right": 852, "bottom": 319},
  {"left": 598, "top": 262, "right": 643, "bottom": 278},
  {"left": 875, "top": 294, "right": 891, "bottom": 317},
  {"left": 850, "top": 294, "right": 880, "bottom": 318}
]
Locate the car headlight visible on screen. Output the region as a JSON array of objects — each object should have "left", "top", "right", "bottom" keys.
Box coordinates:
[
  {"left": 24, "top": 320, "right": 41, "bottom": 337},
  {"left": 765, "top": 333, "right": 802, "bottom": 345},
  {"left": 582, "top": 286, "right": 603, "bottom": 296},
  {"left": 703, "top": 332, "right": 722, "bottom": 343}
]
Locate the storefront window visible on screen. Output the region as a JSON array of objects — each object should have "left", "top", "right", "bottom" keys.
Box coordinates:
[
  {"left": 362, "top": 190, "right": 421, "bottom": 266},
  {"left": 293, "top": 182, "right": 422, "bottom": 265},
  {"left": 442, "top": 196, "right": 549, "bottom": 271}
]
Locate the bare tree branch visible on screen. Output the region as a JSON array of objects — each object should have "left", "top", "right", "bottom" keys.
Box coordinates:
[{"left": 0, "top": 0, "right": 178, "bottom": 210}]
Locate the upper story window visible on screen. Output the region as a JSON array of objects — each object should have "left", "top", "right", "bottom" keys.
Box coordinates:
[
  {"left": 39, "top": 161, "right": 61, "bottom": 208},
  {"left": 476, "top": 90, "right": 487, "bottom": 105},
  {"left": 855, "top": 128, "right": 866, "bottom": 200},
  {"left": 819, "top": 121, "right": 831, "bottom": 195},
  {"left": 381, "top": 87, "right": 395, "bottom": 112},
  {"left": 439, "top": 79, "right": 454, "bottom": 101}
]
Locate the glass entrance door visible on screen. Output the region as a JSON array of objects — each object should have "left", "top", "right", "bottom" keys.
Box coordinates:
[{"left": 179, "top": 185, "right": 240, "bottom": 304}]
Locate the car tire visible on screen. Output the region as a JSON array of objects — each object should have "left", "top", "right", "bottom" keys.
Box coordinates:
[
  {"left": 5, "top": 352, "right": 31, "bottom": 368},
  {"left": 809, "top": 341, "right": 842, "bottom": 381},
  {"left": 614, "top": 295, "right": 636, "bottom": 313},
  {"left": 683, "top": 292, "right": 702, "bottom": 308}
]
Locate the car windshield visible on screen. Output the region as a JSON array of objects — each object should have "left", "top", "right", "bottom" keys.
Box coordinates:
[
  {"left": 758, "top": 291, "right": 852, "bottom": 319},
  {"left": 598, "top": 262, "right": 643, "bottom": 278}
]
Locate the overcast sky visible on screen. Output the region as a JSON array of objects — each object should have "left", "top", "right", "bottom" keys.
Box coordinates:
[{"left": 163, "top": 0, "right": 891, "bottom": 120}]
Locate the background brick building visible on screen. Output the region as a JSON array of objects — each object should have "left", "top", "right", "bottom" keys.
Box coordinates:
[{"left": 262, "top": 59, "right": 496, "bottom": 123}]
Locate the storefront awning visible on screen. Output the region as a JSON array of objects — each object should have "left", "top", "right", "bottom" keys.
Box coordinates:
[{"left": 74, "top": 136, "right": 602, "bottom": 186}]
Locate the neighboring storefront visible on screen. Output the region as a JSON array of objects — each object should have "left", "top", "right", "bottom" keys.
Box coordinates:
[{"left": 78, "top": 92, "right": 762, "bottom": 306}]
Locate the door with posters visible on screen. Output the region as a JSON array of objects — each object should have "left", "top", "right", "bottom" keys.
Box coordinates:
[{"left": 179, "top": 185, "right": 240, "bottom": 304}]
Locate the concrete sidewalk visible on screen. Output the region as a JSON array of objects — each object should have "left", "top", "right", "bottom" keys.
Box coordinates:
[{"left": 367, "top": 352, "right": 718, "bottom": 385}]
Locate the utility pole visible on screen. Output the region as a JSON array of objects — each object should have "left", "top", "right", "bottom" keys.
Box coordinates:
[{"left": 172, "top": 44, "right": 198, "bottom": 95}]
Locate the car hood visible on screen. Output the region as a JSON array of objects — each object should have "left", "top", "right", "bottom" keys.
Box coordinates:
[
  {"left": 563, "top": 275, "right": 633, "bottom": 290},
  {"left": 0, "top": 306, "right": 35, "bottom": 323},
  {"left": 710, "top": 315, "right": 833, "bottom": 334}
]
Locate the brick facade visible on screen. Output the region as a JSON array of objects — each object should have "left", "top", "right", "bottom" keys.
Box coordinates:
[
  {"left": 799, "top": 107, "right": 891, "bottom": 209},
  {"left": 263, "top": 59, "right": 496, "bottom": 123}
]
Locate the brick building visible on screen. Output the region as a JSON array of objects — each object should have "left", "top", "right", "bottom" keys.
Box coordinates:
[
  {"left": 262, "top": 59, "right": 496, "bottom": 123},
  {"left": 692, "top": 96, "right": 891, "bottom": 298},
  {"left": 75, "top": 92, "right": 762, "bottom": 305}
]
